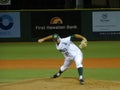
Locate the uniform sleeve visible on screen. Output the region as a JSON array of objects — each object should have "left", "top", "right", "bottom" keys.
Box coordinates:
[{"left": 70, "top": 34, "right": 75, "bottom": 41}]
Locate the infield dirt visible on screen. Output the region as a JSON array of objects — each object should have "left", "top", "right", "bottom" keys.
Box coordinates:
[
  {"left": 0, "top": 58, "right": 120, "bottom": 69},
  {"left": 0, "top": 77, "right": 120, "bottom": 90},
  {"left": 0, "top": 58, "right": 120, "bottom": 90}
]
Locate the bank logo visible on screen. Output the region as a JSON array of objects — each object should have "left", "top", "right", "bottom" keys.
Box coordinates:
[
  {"left": 50, "top": 17, "right": 63, "bottom": 24},
  {"left": 100, "top": 13, "right": 109, "bottom": 22},
  {"left": 0, "top": 15, "right": 13, "bottom": 30}
]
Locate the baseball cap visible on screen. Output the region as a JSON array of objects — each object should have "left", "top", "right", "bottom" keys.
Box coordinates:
[{"left": 52, "top": 33, "right": 59, "bottom": 41}]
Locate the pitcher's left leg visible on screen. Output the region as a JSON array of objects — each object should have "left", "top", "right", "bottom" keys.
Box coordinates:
[{"left": 74, "top": 55, "right": 84, "bottom": 85}]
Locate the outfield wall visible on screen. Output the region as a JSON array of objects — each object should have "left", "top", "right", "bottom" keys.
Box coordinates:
[{"left": 0, "top": 9, "right": 120, "bottom": 42}]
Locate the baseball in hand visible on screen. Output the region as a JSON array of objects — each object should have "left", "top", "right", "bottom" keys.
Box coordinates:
[{"left": 79, "top": 40, "right": 87, "bottom": 49}]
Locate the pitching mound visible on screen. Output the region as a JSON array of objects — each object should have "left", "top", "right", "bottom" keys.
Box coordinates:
[{"left": 0, "top": 78, "right": 120, "bottom": 90}]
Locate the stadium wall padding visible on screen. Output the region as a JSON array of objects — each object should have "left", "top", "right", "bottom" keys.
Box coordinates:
[{"left": 0, "top": 9, "right": 120, "bottom": 42}]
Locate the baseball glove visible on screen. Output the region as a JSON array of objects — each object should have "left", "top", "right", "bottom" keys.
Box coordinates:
[{"left": 79, "top": 39, "right": 87, "bottom": 49}]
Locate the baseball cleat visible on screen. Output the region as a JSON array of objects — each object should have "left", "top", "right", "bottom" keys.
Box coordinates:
[
  {"left": 79, "top": 79, "right": 84, "bottom": 85},
  {"left": 51, "top": 73, "right": 60, "bottom": 78}
]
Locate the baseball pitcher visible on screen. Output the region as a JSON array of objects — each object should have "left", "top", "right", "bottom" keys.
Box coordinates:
[{"left": 38, "top": 33, "right": 87, "bottom": 85}]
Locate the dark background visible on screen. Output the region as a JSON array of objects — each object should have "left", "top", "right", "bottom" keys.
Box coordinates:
[
  {"left": 0, "top": 0, "right": 120, "bottom": 10},
  {"left": 0, "top": 0, "right": 120, "bottom": 42}
]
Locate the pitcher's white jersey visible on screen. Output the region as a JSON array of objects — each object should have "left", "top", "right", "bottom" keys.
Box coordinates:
[{"left": 56, "top": 36, "right": 82, "bottom": 58}]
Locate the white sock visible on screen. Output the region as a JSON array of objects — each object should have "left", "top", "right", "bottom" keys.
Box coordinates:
[{"left": 79, "top": 75, "right": 83, "bottom": 80}]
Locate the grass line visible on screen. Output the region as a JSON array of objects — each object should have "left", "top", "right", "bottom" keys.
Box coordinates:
[{"left": 0, "top": 68, "right": 120, "bottom": 83}]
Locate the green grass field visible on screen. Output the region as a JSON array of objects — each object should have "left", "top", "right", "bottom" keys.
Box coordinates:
[
  {"left": 0, "top": 41, "right": 120, "bottom": 83},
  {"left": 0, "top": 41, "right": 120, "bottom": 60}
]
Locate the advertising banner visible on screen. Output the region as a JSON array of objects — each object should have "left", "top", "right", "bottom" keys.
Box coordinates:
[
  {"left": 0, "top": 12, "right": 21, "bottom": 38},
  {"left": 0, "top": 0, "right": 11, "bottom": 5},
  {"left": 92, "top": 11, "right": 120, "bottom": 36},
  {"left": 31, "top": 10, "right": 81, "bottom": 38}
]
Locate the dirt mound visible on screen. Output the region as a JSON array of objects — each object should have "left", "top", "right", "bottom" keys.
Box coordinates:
[{"left": 0, "top": 78, "right": 120, "bottom": 90}]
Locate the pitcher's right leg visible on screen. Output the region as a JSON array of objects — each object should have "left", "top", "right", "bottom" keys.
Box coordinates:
[{"left": 52, "top": 58, "right": 72, "bottom": 78}]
